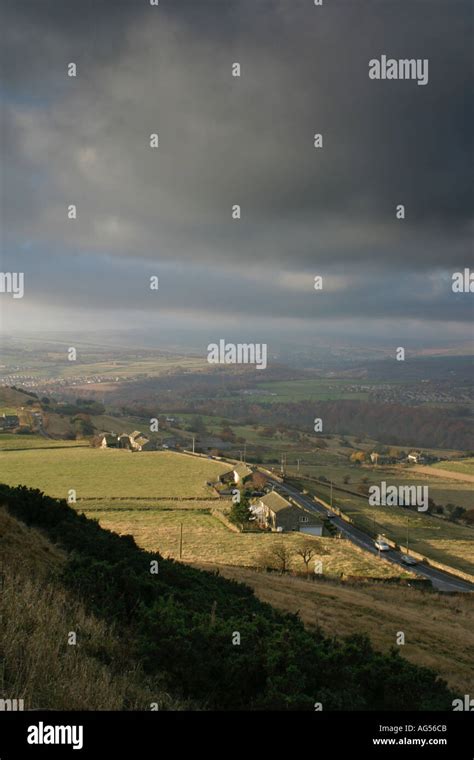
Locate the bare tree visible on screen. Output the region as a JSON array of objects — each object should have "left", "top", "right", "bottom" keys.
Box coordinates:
[
  {"left": 296, "top": 545, "right": 317, "bottom": 576},
  {"left": 269, "top": 543, "right": 294, "bottom": 574},
  {"left": 254, "top": 543, "right": 297, "bottom": 574}
]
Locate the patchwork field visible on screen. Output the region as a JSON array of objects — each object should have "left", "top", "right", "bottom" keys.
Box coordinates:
[
  {"left": 86, "top": 506, "right": 412, "bottom": 579},
  {"left": 0, "top": 354, "right": 208, "bottom": 381},
  {"left": 297, "top": 477, "right": 474, "bottom": 576},
  {"left": 247, "top": 379, "right": 369, "bottom": 402},
  {"left": 432, "top": 457, "right": 474, "bottom": 476},
  {"left": 285, "top": 462, "right": 474, "bottom": 510},
  {"left": 0, "top": 449, "right": 229, "bottom": 499}
]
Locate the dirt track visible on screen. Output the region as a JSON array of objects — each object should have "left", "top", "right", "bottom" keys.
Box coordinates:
[{"left": 409, "top": 465, "right": 474, "bottom": 483}]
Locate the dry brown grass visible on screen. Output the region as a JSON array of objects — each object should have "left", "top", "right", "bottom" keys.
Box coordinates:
[
  {"left": 89, "top": 507, "right": 410, "bottom": 579},
  {"left": 0, "top": 506, "right": 66, "bottom": 578},
  {"left": 0, "top": 507, "right": 184, "bottom": 710},
  {"left": 203, "top": 564, "right": 474, "bottom": 694}
]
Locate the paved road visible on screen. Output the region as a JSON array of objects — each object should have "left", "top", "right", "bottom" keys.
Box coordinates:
[{"left": 269, "top": 478, "right": 474, "bottom": 594}]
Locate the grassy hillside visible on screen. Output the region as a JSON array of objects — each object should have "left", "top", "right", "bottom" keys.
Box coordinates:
[
  {"left": 0, "top": 508, "right": 182, "bottom": 710},
  {"left": 208, "top": 565, "right": 474, "bottom": 694},
  {"left": 0, "top": 484, "right": 455, "bottom": 711},
  {"left": 0, "top": 449, "right": 229, "bottom": 499},
  {"left": 0, "top": 385, "right": 34, "bottom": 410}
]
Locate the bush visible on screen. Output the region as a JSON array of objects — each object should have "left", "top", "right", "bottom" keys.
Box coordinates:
[{"left": 0, "top": 484, "right": 455, "bottom": 711}]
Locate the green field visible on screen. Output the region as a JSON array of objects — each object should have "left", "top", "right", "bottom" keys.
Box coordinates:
[
  {"left": 247, "top": 379, "right": 370, "bottom": 403},
  {"left": 0, "top": 434, "right": 89, "bottom": 451},
  {"left": 284, "top": 462, "right": 474, "bottom": 510},
  {"left": 433, "top": 458, "right": 474, "bottom": 476},
  {"left": 0, "top": 449, "right": 229, "bottom": 499},
  {"left": 0, "top": 427, "right": 474, "bottom": 574},
  {"left": 55, "top": 356, "right": 208, "bottom": 379}
]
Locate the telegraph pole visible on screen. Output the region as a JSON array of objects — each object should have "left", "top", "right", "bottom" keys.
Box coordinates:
[{"left": 192, "top": 435, "right": 195, "bottom": 454}]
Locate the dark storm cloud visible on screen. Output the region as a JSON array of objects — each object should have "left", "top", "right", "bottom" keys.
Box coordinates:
[{"left": 1, "top": 0, "right": 472, "bottom": 335}]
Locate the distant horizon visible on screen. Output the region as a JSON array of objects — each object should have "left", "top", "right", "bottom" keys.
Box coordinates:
[{"left": 2, "top": 330, "right": 473, "bottom": 364}]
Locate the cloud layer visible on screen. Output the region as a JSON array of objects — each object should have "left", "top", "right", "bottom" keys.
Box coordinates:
[{"left": 1, "top": 0, "right": 472, "bottom": 342}]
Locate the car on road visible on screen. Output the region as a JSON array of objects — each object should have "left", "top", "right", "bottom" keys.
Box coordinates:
[
  {"left": 326, "top": 511, "right": 336, "bottom": 519},
  {"left": 400, "top": 554, "right": 418, "bottom": 566},
  {"left": 374, "top": 539, "right": 390, "bottom": 552}
]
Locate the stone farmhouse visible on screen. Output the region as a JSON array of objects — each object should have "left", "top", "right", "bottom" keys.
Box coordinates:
[
  {"left": 219, "top": 463, "right": 253, "bottom": 486},
  {"left": 251, "top": 491, "right": 323, "bottom": 535},
  {"left": 99, "top": 431, "right": 155, "bottom": 451}
]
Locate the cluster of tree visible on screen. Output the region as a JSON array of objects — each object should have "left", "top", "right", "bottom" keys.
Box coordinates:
[
  {"left": 70, "top": 414, "right": 96, "bottom": 438},
  {"left": 9, "top": 386, "right": 38, "bottom": 398},
  {"left": 0, "top": 483, "right": 455, "bottom": 711},
  {"left": 165, "top": 399, "right": 473, "bottom": 451},
  {"left": 220, "top": 425, "right": 237, "bottom": 443},
  {"left": 186, "top": 415, "right": 207, "bottom": 434},
  {"left": 229, "top": 495, "right": 253, "bottom": 529},
  {"left": 429, "top": 500, "right": 471, "bottom": 524},
  {"left": 350, "top": 451, "right": 366, "bottom": 464},
  {"left": 256, "top": 543, "right": 325, "bottom": 575},
  {"left": 54, "top": 399, "right": 105, "bottom": 416}
]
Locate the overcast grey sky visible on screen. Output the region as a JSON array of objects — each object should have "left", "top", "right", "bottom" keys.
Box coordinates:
[{"left": 1, "top": 0, "right": 472, "bottom": 347}]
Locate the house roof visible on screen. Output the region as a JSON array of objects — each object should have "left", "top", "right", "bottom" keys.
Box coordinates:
[
  {"left": 258, "top": 491, "right": 292, "bottom": 512},
  {"left": 134, "top": 436, "right": 150, "bottom": 447},
  {"left": 233, "top": 464, "right": 252, "bottom": 478},
  {"left": 258, "top": 492, "right": 323, "bottom": 524}
]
